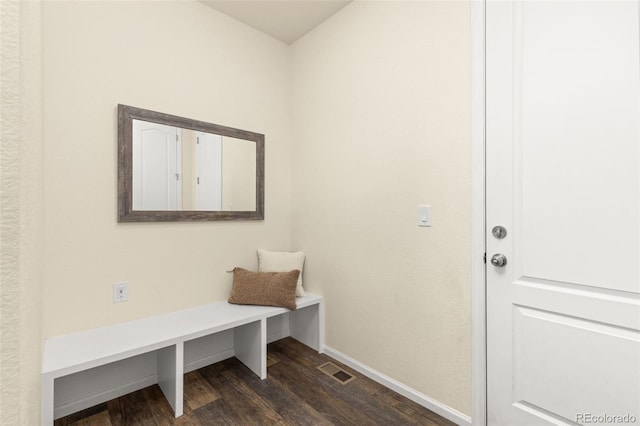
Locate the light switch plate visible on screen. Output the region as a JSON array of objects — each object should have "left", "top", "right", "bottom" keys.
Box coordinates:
[{"left": 418, "top": 205, "right": 431, "bottom": 227}]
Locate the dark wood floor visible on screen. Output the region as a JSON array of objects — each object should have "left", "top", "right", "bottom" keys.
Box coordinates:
[{"left": 55, "top": 337, "right": 456, "bottom": 426}]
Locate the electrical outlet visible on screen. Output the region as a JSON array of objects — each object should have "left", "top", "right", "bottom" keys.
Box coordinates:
[{"left": 113, "top": 282, "right": 129, "bottom": 303}]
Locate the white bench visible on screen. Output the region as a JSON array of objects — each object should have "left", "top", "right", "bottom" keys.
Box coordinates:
[{"left": 41, "top": 293, "right": 323, "bottom": 425}]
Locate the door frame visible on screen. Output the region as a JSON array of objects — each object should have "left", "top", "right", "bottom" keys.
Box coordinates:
[{"left": 471, "top": 1, "right": 487, "bottom": 425}]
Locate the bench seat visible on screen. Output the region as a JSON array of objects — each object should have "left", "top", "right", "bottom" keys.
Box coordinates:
[{"left": 41, "top": 293, "right": 323, "bottom": 425}]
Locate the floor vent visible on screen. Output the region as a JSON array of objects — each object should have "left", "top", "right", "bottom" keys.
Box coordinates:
[{"left": 317, "top": 362, "right": 356, "bottom": 385}]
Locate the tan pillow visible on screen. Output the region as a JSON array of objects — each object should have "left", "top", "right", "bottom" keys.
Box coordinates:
[
  {"left": 228, "top": 267, "right": 299, "bottom": 311},
  {"left": 257, "top": 249, "right": 306, "bottom": 297}
]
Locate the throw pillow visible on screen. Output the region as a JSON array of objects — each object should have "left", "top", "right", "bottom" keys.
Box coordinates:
[
  {"left": 257, "top": 249, "right": 306, "bottom": 297},
  {"left": 228, "top": 267, "right": 299, "bottom": 311}
]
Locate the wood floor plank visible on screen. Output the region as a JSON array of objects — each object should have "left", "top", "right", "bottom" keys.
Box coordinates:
[
  {"left": 54, "top": 404, "right": 109, "bottom": 426},
  {"left": 141, "top": 385, "right": 191, "bottom": 426},
  {"left": 60, "top": 410, "right": 112, "bottom": 426},
  {"left": 268, "top": 338, "right": 385, "bottom": 395},
  {"left": 200, "top": 360, "right": 285, "bottom": 426},
  {"left": 104, "top": 398, "right": 122, "bottom": 425},
  {"left": 266, "top": 353, "right": 281, "bottom": 367},
  {"left": 183, "top": 370, "right": 220, "bottom": 411},
  {"left": 74, "top": 411, "right": 112, "bottom": 426},
  {"left": 266, "top": 353, "right": 382, "bottom": 424},
  {"left": 192, "top": 397, "right": 254, "bottom": 426},
  {"left": 112, "top": 390, "right": 157, "bottom": 426},
  {"left": 56, "top": 337, "right": 458, "bottom": 426},
  {"left": 144, "top": 388, "right": 176, "bottom": 426},
  {"left": 372, "top": 387, "right": 457, "bottom": 426},
  {"left": 211, "top": 356, "right": 332, "bottom": 426}
]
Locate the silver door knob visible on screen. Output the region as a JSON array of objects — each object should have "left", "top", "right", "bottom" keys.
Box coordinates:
[{"left": 490, "top": 253, "right": 507, "bottom": 267}]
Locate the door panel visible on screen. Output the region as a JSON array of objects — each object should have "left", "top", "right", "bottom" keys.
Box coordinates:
[
  {"left": 514, "top": 306, "right": 639, "bottom": 421},
  {"left": 132, "top": 120, "right": 181, "bottom": 210},
  {"left": 519, "top": 1, "right": 639, "bottom": 291},
  {"left": 486, "top": 1, "right": 640, "bottom": 424}
]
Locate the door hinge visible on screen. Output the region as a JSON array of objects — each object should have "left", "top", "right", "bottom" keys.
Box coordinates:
[
  {"left": 176, "top": 134, "right": 178, "bottom": 142},
  {"left": 197, "top": 177, "right": 200, "bottom": 184},
  {"left": 176, "top": 173, "right": 180, "bottom": 181},
  {"left": 483, "top": 253, "right": 487, "bottom": 264}
]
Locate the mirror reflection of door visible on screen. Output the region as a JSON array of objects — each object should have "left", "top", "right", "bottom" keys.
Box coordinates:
[
  {"left": 132, "top": 120, "right": 182, "bottom": 210},
  {"left": 195, "top": 132, "right": 223, "bottom": 211},
  {"left": 130, "top": 117, "right": 254, "bottom": 212}
]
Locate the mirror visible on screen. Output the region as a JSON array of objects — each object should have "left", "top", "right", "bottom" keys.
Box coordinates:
[{"left": 118, "top": 104, "right": 264, "bottom": 222}]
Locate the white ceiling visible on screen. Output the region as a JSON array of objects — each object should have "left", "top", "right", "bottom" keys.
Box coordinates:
[{"left": 201, "top": 1, "right": 352, "bottom": 44}]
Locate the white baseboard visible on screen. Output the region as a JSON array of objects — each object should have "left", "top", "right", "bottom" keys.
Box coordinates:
[
  {"left": 184, "top": 348, "right": 235, "bottom": 373},
  {"left": 322, "top": 345, "right": 472, "bottom": 426},
  {"left": 267, "top": 328, "right": 290, "bottom": 344}
]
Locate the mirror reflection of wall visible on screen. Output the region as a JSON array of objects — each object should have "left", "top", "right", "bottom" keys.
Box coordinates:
[
  {"left": 222, "top": 136, "right": 256, "bottom": 211},
  {"left": 131, "top": 119, "right": 256, "bottom": 212}
]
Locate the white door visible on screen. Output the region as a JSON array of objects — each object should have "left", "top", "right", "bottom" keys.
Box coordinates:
[
  {"left": 132, "top": 120, "right": 182, "bottom": 210},
  {"left": 486, "top": 1, "right": 640, "bottom": 425},
  {"left": 195, "top": 132, "right": 222, "bottom": 210}
]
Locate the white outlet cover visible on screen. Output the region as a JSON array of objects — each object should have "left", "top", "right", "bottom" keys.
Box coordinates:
[{"left": 113, "top": 281, "right": 129, "bottom": 303}]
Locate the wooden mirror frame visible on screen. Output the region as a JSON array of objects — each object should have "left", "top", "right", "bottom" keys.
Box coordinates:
[{"left": 117, "top": 104, "right": 265, "bottom": 222}]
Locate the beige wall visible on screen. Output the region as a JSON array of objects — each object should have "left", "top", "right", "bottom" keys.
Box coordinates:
[
  {"left": 35, "top": 0, "right": 472, "bottom": 420},
  {"left": 42, "top": 0, "right": 292, "bottom": 336},
  {"left": 0, "top": 1, "right": 44, "bottom": 424},
  {"left": 291, "top": 1, "right": 471, "bottom": 415}
]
